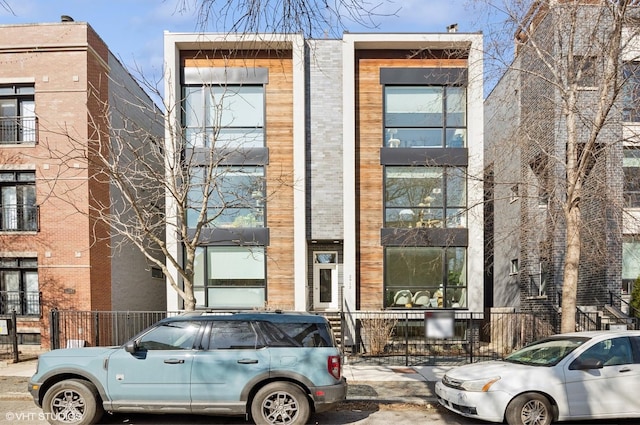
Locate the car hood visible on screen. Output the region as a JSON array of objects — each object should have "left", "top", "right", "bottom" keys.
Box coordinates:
[{"left": 444, "top": 360, "right": 535, "bottom": 380}]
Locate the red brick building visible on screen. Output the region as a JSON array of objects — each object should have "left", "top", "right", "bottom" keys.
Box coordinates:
[{"left": 0, "top": 19, "right": 165, "bottom": 349}]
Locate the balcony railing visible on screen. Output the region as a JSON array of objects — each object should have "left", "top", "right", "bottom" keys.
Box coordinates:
[
  {"left": 0, "top": 205, "right": 39, "bottom": 231},
  {"left": 0, "top": 291, "right": 40, "bottom": 316},
  {"left": 0, "top": 116, "right": 38, "bottom": 144}
]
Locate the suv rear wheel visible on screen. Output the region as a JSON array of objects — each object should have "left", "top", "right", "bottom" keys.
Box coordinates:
[
  {"left": 251, "top": 382, "right": 310, "bottom": 425},
  {"left": 42, "top": 379, "right": 104, "bottom": 425}
]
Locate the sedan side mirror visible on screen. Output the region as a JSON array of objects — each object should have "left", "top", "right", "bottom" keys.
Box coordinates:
[{"left": 569, "top": 357, "right": 603, "bottom": 370}]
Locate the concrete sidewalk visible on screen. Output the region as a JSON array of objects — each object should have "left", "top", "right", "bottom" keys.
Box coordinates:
[{"left": 0, "top": 359, "right": 450, "bottom": 404}]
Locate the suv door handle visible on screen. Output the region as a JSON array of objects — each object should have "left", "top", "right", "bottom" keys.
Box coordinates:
[
  {"left": 238, "top": 359, "right": 259, "bottom": 364},
  {"left": 164, "top": 359, "right": 185, "bottom": 364}
]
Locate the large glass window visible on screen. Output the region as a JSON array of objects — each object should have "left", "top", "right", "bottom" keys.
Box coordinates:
[
  {"left": 623, "top": 238, "right": 640, "bottom": 295},
  {"left": 624, "top": 148, "right": 640, "bottom": 208},
  {"left": 0, "top": 258, "right": 39, "bottom": 315},
  {"left": 0, "top": 84, "right": 36, "bottom": 144},
  {"left": 384, "top": 86, "right": 466, "bottom": 148},
  {"left": 193, "top": 246, "right": 266, "bottom": 309},
  {"left": 384, "top": 247, "right": 466, "bottom": 309},
  {"left": 187, "top": 166, "right": 265, "bottom": 228},
  {"left": 183, "top": 85, "right": 264, "bottom": 148},
  {"left": 385, "top": 166, "right": 466, "bottom": 228},
  {"left": 623, "top": 63, "right": 640, "bottom": 122},
  {"left": 0, "top": 171, "right": 37, "bottom": 231}
]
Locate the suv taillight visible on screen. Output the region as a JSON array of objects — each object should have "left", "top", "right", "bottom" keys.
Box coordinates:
[{"left": 327, "top": 355, "right": 341, "bottom": 380}]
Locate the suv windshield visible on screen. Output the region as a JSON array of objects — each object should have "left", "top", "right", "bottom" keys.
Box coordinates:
[{"left": 504, "top": 336, "right": 588, "bottom": 366}]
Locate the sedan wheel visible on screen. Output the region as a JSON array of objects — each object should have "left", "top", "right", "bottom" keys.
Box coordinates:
[
  {"left": 251, "top": 382, "right": 310, "bottom": 425},
  {"left": 42, "top": 379, "right": 104, "bottom": 425},
  {"left": 506, "top": 393, "right": 552, "bottom": 425}
]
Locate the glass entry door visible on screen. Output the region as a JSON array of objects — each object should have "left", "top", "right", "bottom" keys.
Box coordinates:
[{"left": 313, "top": 252, "right": 339, "bottom": 310}]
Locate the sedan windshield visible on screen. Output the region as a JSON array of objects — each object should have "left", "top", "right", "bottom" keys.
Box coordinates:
[{"left": 504, "top": 337, "right": 589, "bottom": 366}]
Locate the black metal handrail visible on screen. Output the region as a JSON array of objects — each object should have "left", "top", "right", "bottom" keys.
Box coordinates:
[
  {"left": 0, "top": 116, "right": 38, "bottom": 144},
  {"left": 0, "top": 291, "right": 40, "bottom": 316},
  {"left": 608, "top": 291, "right": 640, "bottom": 326},
  {"left": 0, "top": 205, "right": 39, "bottom": 231}
]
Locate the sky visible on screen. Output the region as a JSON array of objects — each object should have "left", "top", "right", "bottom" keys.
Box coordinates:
[{"left": 0, "top": 0, "right": 491, "bottom": 85}]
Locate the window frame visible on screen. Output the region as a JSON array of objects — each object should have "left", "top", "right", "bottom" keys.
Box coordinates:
[
  {"left": 384, "top": 246, "right": 467, "bottom": 309},
  {"left": 383, "top": 85, "right": 466, "bottom": 148},
  {"left": 0, "top": 171, "right": 38, "bottom": 232},
  {"left": 623, "top": 62, "right": 640, "bottom": 122},
  {"left": 193, "top": 246, "right": 266, "bottom": 309},
  {"left": 384, "top": 166, "right": 467, "bottom": 229},
  {"left": 182, "top": 84, "right": 266, "bottom": 149},
  {"left": 187, "top": 165, "right": 265, "bottom": 229},
  {"left": 0, "top": 257, "right": 39, "bottom": 316},
  {"left": 0, "top": 84, "right": 36, "bottom": 144},
  {"left": 624, "top": 147, "right": 640, "bottom": 208}
]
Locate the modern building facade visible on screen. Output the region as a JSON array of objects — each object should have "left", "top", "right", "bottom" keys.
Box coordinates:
[
  {"left": 484, "top": 2, "right": 640, "bottom": 314},
  {"left": 0, "top": 20, "right": 165, "bottom": 347},
  {"left": 163, "top": 31, "right": 484, "bottom": 317}
]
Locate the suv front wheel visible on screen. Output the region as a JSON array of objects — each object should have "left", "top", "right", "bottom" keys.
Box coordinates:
[
  {"left": 251, "top": 382, "right": 310, "bottom": 425},
  {"left": 42, "top": 379, "right": 104, "bottom": 425}
]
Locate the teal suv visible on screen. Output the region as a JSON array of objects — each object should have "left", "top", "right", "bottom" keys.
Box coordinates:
[{"left": 29, "top": 311, "right": 347, "bottom": 425}]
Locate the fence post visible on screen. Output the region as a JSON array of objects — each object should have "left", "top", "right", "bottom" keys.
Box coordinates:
[
  {"left": 94, "top": 312, "right": 100, "bottom": 347},
  {"left": 468, "top": 316, "right": 473, "bottom": 364},
  {"left": 404, "top": 313, "right": 409, "bottom": 367},
  {"left": 11, "top": 310, "right": 18, "bottom": 363},
  {"left": 49, "top": 308, "right": 59, "bottom": 350}
]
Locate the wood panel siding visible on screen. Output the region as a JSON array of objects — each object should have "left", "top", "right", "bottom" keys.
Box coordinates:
[
  {"left": 183, "top": 54, "right": 296, "bottom": 309},
  {"left": 356, "top": 57, "right": 468, "bottom": 310}
]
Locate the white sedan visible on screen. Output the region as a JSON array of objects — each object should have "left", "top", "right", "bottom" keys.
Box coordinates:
[{"left": 435, "top": 330, "right": 640, "bottom": 425}]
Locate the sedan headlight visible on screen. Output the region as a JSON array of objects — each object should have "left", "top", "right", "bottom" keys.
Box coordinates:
[{"left": 460, "top": 376, "right": 501, "bottom": 392}]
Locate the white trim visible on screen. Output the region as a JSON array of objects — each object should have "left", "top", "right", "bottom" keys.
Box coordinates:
[
  {"left": 342, "top": 37, "right": 357, "bottom": 311},
  {"left": 291, "top": 34, "right": 307, "bottom": 311}
]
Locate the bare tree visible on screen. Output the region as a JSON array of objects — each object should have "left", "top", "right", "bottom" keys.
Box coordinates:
[
  {"left": 481, "top": 0, "right": 640, "bottom": 332},
  {"left": 180, "top": 0, "right": 397, "bottom": 37},
  {"left": 0, "top": 1, "right": 12, "bottom": 13},
  {"left": 38, "top": 66, "right": 294, "bottom": 311}
]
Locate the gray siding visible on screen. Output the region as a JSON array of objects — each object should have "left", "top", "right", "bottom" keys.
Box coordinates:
[
  {"left": 108, "top": 52, "right": 166, "bottom": 311},
  {"left": 306, "top": 40, "right": 344, "bottom": 240}
]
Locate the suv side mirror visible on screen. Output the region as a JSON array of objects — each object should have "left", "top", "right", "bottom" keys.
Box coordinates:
[{"left": 124, "top": 340, "right": 138, "bottom": 354}]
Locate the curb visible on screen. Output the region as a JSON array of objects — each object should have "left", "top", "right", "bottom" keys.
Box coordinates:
[
  {"left": 345, "top": 396, "right": 437, "bottom": 405},
  {"left": 0, "top": 392, "right": 31, "bottom": 401},
  {"left": 0, "top": 393, "right": 440, "bottom": 404}
]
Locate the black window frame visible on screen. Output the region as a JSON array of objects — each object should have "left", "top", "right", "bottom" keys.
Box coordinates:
[
  {"left": 0, "top": 171, "right": 38, "bottom": 232},
  {"left": 623, "top": 62, "right": 640, "bottom": 122},
  {"left": 0, "top": 84, "right": 37, "bottom": 144},
  {"left": 0, "top": 257, "right": 39, "bottom": 316},
  {"left": 624, "top": 147, "right": 640, "bottom": 208}
]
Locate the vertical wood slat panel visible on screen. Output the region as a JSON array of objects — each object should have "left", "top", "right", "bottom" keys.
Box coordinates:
[
  {"left": 357, "top": 57, "right": 468, "bottom": 309},
  {"left": 184, "top": 55, "right": 296, "bottom": 308}
]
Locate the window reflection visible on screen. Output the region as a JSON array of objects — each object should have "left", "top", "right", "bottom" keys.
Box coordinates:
[
  {"left": 384, "top": 86, "right": 466, "bottom": 148},
  {"left": 384, "top": 247, "right": 467, "bottom": 309},
  {"left": 384, "top": 166, "right": 466, "bottom": 228}
]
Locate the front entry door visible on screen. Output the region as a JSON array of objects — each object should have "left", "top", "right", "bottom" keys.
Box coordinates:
[{"left": 313, "top": 252, "right": 339, "bottom": 310}]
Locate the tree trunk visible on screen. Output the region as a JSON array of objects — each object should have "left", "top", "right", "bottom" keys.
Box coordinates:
[{"left": 561, "top": 203, "right": 581, "bottom": 333}]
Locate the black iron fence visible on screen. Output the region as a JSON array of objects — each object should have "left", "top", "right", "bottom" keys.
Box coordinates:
[
  {"left": 338, "top": 310, "right": 561, "bottom": 366},
  {"left": 0, "top": 311, "right": 19, "bottom": 363},
  {"left": 49, "top": 310, "right": 181, "bottom": 349},
  {"left": 47, "top": 308, "right": 570, "bottom": 366}
]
